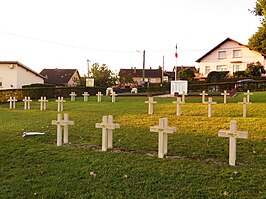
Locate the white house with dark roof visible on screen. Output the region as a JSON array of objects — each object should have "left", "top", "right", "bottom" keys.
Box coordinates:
[
  {"left": 196, "top": 38, "right": 266, "bottom": 77},
  {"left": 0, "top": 61, "right": 45, "bottom": 89}
]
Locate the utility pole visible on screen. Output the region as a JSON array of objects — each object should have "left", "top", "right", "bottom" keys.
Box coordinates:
[
  {"left": 162, "top": 55, "right": 164, "bottom": 83},
  {"left": 87, "top": 59, "right": 91, "bottom": 77},
  {"left": 142, "top": 50, "right": 145, "bottom": 86}
]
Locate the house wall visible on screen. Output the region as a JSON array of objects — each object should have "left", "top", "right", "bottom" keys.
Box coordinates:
[
  {"left": 67, "top": 71, "right": 80, "bottom": 86},
  {"left": 0, "top": 63, "right": 44, "bottom": 89},
  {"left": 0, "top": 63, "right": 17, "bottom": 89},
  {"left": 199, "top": 40, "right": 266, "bottom": 77},
  {"left": 133, "top": 77, "right": 162, "bottom": 85}
]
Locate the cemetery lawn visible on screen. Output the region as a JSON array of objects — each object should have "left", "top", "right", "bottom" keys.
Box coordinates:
[{"left": 0, "top": 92, "right": 265, "bottom": 198}]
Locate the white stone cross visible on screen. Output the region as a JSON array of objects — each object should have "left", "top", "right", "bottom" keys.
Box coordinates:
[
  {"left": 244, "top": 90, "right": 253, "bottom": 103},
  {"left": 70, "top": 92, "right": 77, "bottom": 101},
  {"left": 221, "top": 90, "right": 230, "bottom": 104},
  {"left": 55, "top": 97, "right": 66, "bottom": 112},
  {"left": 23, "top": 96, "right": 32, "bottom": 110},
  {"left": 179, "top": 91, "right": 187, "bottom": 103},
  {"left": 95, "top": 115, "right": 120, "bottom": 151},
  {"left": 238, "top": 97, "right": 249, "bottom": 118},
  {"left": 96, "top": 92, "right": 103, "bottom": 102},
  {"left": 206, "top": 97, "right": 217, "bottom": 117},
  {"left": 110, "top": 92, "right": 118, "bottom": 102},
  {"left": 7, "top": 97, "right": 17, "bottom": 109},
  {"left": 145, "top": 97, "right": 157, "bottom": 115},
  {"left": 199, "top": 90, "right": 208, "bottom": 103},
  {"left": 218, "top": 120, "right": 248, "bottom": 166},
  {"left": 52, "top": 113, "right": 74, "bottom": 146},
  {"left": 150, "top": 118, "right": 177, "bottom": 158},
  {"left": 38, "top": 96, "right": 48, "bottom": 110},
  {"left": 82, "top": 92, "right": 90, "bottom": 102},
  {"left": 172, "top": 97, "right": 183, "bottom": 116}
]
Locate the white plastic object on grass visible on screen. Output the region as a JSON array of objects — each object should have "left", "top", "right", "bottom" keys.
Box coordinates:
[{"left": 22, "top": 132, "right": 45, "bottom": 137}]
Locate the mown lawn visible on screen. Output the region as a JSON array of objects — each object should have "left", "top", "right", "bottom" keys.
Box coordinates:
[{"left": 0, "top": 92, "right": 265, "bottom": 198}]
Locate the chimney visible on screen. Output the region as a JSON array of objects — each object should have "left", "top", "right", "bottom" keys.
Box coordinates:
[{"left": 134, "top": 67, "right": 136, "bottom": 73}]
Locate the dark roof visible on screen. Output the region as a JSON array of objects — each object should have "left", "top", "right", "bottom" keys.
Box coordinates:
[
  {"left": 40, "top": 69, "right": 80, "bottom": 85},
  {"left": 0, "top": 61, "right": 45, "bottom": 79},
  {"left": 120, "top": 68, "right": 162, "bottom": 78},
  {"left": 195, "top": 37, "right": 266, "bottom": 62}
]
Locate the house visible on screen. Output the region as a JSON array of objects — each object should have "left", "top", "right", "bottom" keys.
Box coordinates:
[
  {"left": 0, "top": 61, "right": 45, "bottom": 89},
  {"left": 119, "top": 67, "right": 165, "bottom": 85},
  {"left": 40, "top": 68, "right": 81, "bottom": 86},
  {"left": 196, "top": 38, "right": 266, "bottom": 77}
]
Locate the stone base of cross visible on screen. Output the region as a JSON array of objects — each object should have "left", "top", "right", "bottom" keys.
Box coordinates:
[
  {"left": 56, "top": 97, "right": 66, "bottom": 111},
  {"left": 38, "top": 96, "right": 48, "bottom": 110},
  {"left": 110, "top": 92, "right": 118, "bottom": 102},
  {"left": 96, "top": 92, "right": 103, "bottom": 102},
  {"left": 95, "top": 115, "right": 120, "bottom": 151},
  {"left": 221, "top": 90, "right": 230, "bottom": 104},
  {"left": 7, "top": 97, "right": 17, "bottom": 109},
  {"left": 199, "top": 90, "right": 208, "bottom": 104},
  {"left": 70, "top": 92, "right": 77, "bottom": 101},
  {"left": 172, "top": 97, "right": 183, "bottom": 116},
  {"left": 218, "top": 120, "right": 248, "bottom": 166},
  {"left": 204, "top": 97, "right": 217, "bottom": 117},
  {"left": 150, "top": 118, "right": 177, "bottom": 158},
  {"left": 52, "top": 113, "right": 74, "bottom": 146},
  {"left": 82, "top": 92, "right": 90, "bottom": 102},
  {"left": 23, "top": 96, "right": 32, "bottom": 110},
  {"left": 145, "top": 97, "right": 157, "bottom": 115}
]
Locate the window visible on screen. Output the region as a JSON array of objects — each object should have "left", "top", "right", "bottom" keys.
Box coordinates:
[
  {"left": 216, "top": 65, "right": 228, "bottom": 71},
  {"left": 233, "top": 64, "right": 240, "bottom": 72},
  {"left": 205, "top": 66, "right": 210, "bottom": 74},
  {"left": 150, "top": 78, "right": 157, "bottom": 83},
  {"left": 218, "top": 51, "right": 226, "bottom": 59},
  {"left": 233, "top": 50, "right": 242, "bottom": 58}
]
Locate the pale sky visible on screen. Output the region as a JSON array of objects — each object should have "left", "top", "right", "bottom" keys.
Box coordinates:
[{"left": 0, "top": 0, "right": 261, "bottom": 75}]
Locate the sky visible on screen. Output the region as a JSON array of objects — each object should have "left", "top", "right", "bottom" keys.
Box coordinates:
[{"left": 0, "top": 0, "right": 262, "bottom": 75}]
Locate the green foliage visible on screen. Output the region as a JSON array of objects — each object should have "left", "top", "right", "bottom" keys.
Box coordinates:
[
  {"left": 245, "top": 62, "right": 266, "bottom": 77},
  {"left": 90, "top": 63, "right": 117, "bottom": 88},
  {"left": 22, "top": 83, "right": 55, "bottom": 88},
  {"left": 118, "top": 70, "right": 135, "bottom": 84},
  {"left": 207, "top": 71, "right": 229, "bottom": 83},
  {"left": 178, "top": 68, "right": 195, "bottom": 80},
  {"left": 248, "top": 25, "right": 266, "bottom": 54},
  {"left": 233, "top": 71, "right": 248, "bottom": 78}
]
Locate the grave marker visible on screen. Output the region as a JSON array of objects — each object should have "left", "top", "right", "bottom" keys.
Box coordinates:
[
  {"left": 55, "top": 97, "right": 66, "bottom": 111},
  {"left": 206, "top": 97, "right": 217, "bottom": 117},
  {"left": 82, "top": 92, "right": 90, "bottom": 102},
  {"left": 180, "top": 91, "right": 187, "bottom": 103},
  {"left": 70, "top": 92, "right": 77, "bottom": 101},
  {"left": 95, "top": 115, "right": 120, "bottom": 151},
  {"left": 150, "top": 118, "right": 176, "bottom": 158},
  {"left": 52, "top": 113, "right": 74, "bottom": 146},
  {"left": 96, "top": 92, "right": 103, "bottom": 102},
  {"left": 106, "top": 87, "right": 113, "bottom": 96},
  {"left": 218, "top": 120, "right": 248, "bottom": 166},
  {"left": 238, "top": 97, "right": 249, "bottom": 118},
  {"left": 221, "top": 90, "right": 230, "bottom": 104},
  {"left": 199, "top": 90, "right": 208, "bottom": 103},
  {"left": 244, "top": 90, "right": 253, "bottom": 103},
  {"left": 23, "top": 96, "right": 32, "bottom": 110},
  {"left": 38, "top": 96, "right": 48, "bottom": 110},
  {"left": 7, "top": 97, "right": 17, "bottom": 109},
  {"left": 172, "top": 97, "right": 183, "bottom": 116},
  {"left": 110, "top": 92, "right": 118, "bottom": 102},
  {"left": 145, "top": 97, "right": 157, "bottom": 115}
]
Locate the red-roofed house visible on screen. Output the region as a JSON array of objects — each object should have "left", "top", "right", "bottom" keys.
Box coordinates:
[{"left": 196, "top": 38, "right": 266, "bottom": 77}]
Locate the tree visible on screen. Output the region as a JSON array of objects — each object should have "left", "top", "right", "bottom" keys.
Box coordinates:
[
  {"left": 207, "top": 71, "right": 229, "bottom": 83},
  {"left": 90, "top": 63, "right": 117, "bottom": 88},
  {"left": 178, "top": 68, "right": 195, "bottom": 81},
  {"left": 118, "top": 70, "right": 134, "bottom": 85},
  {"left": 248, "top": 0, "right": 266, "bottom": 53},
  {"left": 245, "top": 61, "right": 266, "bottom": 77}
]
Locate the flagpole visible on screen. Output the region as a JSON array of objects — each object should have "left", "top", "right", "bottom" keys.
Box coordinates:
[{"left": 175, "top": 43, "right": 178, "bottom": 81}]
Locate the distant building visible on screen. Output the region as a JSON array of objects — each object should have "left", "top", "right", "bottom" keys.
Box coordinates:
[
  {"left": 196, "top": 37, "right": 266, "bottom": 77},
  {"left": 40, "top": 68, "right": 81, "bottom": 86},
  {"left": 0, "top": 61, "right": 45, "bottom": 89}
]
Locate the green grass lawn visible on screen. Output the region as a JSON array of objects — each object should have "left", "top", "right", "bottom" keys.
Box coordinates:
[{"left": 0, "top": 92, "right": 265, "bottom": 198}]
